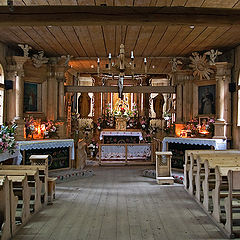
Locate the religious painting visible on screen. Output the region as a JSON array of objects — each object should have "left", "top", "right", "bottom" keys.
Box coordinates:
[
  {"left": 24, "top": 82, "right": 38, "bottom": 112},
  {"left": 198, "top": 84, "right": 216, "bottom": 115}
]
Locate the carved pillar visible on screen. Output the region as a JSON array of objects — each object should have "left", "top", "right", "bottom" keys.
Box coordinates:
[
  {"left": 213, "top": 62, "right": 232, "bottom": 140},
  {"left": 7, "top": 56, "right": 28, "bottom": 140},
  {"left": 5, "top": 70, "right": 16, "bottom": 122},
  {"left": 47, "top": 58, "right": 58, "bottom": 121}
]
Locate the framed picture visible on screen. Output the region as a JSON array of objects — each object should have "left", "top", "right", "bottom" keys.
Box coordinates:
[
  {"left": 199, "top": 116, "right": 209, "bottom": 126},
  {"left": 24, "top": 82, "right": 41, "bottom": 112},
  {"left": 198, "top": 84, "right": 216, "bottom": 115}
]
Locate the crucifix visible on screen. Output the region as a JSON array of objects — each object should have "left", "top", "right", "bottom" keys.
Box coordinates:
[{"left": 118, "top": 44, "right": 125, "bottom": 99}]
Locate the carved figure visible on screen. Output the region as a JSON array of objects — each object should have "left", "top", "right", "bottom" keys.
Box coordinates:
[
  {"left": 18, "top": 44, "right": 32, "bottom": 57},
  {"left": 169, "top": 57, "right": 182, "bottom": 72},
  {"left": 205, "top": 49, "right": 222, "bottom": 65},
  {"left": 32, "top": 50, "right": 49, "bottom": 68},
  {"left": 153, "top": 94, "right": 165, "bottom": 119},
  {"left": 78, "top": 93, "right": 91, "bottom": 118}
]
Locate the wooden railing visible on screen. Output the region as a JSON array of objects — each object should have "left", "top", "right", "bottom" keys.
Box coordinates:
[{"left": 99, "top": 143, "right": 154, "bottom": 165}]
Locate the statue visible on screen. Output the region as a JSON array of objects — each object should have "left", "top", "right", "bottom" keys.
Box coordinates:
[
  {"left": 78, "top": 93, "right": 91, "bottom": 118},
  {"left": 153, "top": 94, "right": 165, "bottom": 119},
  {"left": 32, "top": 50, "right": 49, "bottom": 68},
  {"left": 18, "top": 44, "right": 32, "bottom": 57}
]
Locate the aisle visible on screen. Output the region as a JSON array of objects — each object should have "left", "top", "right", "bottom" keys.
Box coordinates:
[{"left": 13, "top": 166, "right": 226, "bottom": 240}]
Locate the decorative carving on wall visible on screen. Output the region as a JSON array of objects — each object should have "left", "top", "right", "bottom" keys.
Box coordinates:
[
  {"left": 189, "top": 52, "right": 214, "bottom": 80},
  {"left": 169, "top": 57, "right": 182, "bottom": 72},
  {"left": 18, "top": 44, "right": 32, "bottom": 57},
  {"left": 205, "top": 49, "right": 222, "bottom": 65},
  {"left": 32, "top": 50, "right": 49, "bottom": 68}
]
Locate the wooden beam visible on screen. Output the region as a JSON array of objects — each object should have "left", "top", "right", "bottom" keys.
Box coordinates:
[
  {"left": 65, "top": 85, "right": 175, "bottom": 93},
  {"left": 1, "top": 6, "right": 240, "bottom": 26}
]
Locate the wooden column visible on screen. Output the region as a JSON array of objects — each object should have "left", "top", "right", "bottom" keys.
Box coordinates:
[
  {"left": 7, "top": 56, "right": 28, "bottom": 140},
  {"left": 58, "top": 78, "right": 65, "bottom": 120},
  {"left": 47, "top": 58, "right": 58, "bottom": 121},
  {"left": 213, "top": 62, "right": 232, "bottom": 140}
]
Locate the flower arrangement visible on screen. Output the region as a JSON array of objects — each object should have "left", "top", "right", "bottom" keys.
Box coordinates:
[
  {"left": 0, "top": 123, "right": 17, "bottom": 154},
  {"left": 25, "top": 117, "right": 58, "bottom": 139}
]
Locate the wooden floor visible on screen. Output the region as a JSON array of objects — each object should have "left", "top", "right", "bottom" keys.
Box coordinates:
[{"left": 13, "top": 166, "right": 226, "bottom": 240}]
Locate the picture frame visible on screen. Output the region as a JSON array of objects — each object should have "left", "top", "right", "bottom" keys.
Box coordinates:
[
  {"left": 198, "top": 84, "right": 216, "bottom": 115},
  {"left": 24, "top": 82, "right": 41, "bottom": 112},
  {"left": 199, "top": 116, "right": 209, "bottom": 126}
]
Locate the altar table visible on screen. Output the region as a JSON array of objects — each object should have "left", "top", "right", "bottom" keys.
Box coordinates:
[
  {"left": 162, "top": 137, "right": 227, "bottom": 151},
  {"left": 16, "top": 139, "right": 75, "bottom": 166}
]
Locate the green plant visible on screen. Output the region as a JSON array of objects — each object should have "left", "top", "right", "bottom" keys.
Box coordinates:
[{"left": 0, "top": 123, "right": 17, "bottom": 154}]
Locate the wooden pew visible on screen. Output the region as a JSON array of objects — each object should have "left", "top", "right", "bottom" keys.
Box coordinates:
[
  {"left": 0, "top": 165, "right": 48, "bottom": 205},
  {"left": 211, "top": 166, "right": 240, "bottom": 224},
  {"left": 7, "top": 175, "right": 31, "bottom": 226},
  {"left": 224, "top": 170, "right": 240, "bottom": 238},
  {"left": 0, "top": 176, "right": 11, "bottom": 240},
  {"left": 202, "top": 156, "right": 240, "bottom": 215},
  {"left": 185, "top": 150, "right": 240, "bottom": 195},
  {"left": 0, "top": 169, "right": 42, "bottom": 214}
]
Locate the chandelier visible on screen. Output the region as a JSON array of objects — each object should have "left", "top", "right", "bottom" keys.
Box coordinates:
[{"left": 96, "top": 44, "right": 148, "bottom": 98}]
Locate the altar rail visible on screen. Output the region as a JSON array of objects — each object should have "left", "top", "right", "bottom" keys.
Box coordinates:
[{"left": 99, "top": 143, "right": 153, "bottom": 165}]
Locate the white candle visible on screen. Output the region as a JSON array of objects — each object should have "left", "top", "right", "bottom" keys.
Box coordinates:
[
  {"left": 131, "top": 51, "right": 134, "bottom": 59},
  {"left": 109, "top": 53, "right": 111, "bottom": 59},
  {"left": 144, "top": 58, "right": 147, "bottom": 63},
  {"left": 97, "top": 58, "right": 100, "bottom": 63}
]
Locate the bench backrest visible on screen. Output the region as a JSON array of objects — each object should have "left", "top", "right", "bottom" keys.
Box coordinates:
[{"left": 228, "top": 170, "right": 240, "bottom": 191}]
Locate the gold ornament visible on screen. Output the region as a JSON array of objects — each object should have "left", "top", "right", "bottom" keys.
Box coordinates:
[{"left": 189, "top": 52, "right": 214, "bottom": 80}]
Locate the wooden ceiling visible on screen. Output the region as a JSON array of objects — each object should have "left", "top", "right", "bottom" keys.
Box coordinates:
[{"left": 1, "top": 0, "right": 240, "bottom": 74}]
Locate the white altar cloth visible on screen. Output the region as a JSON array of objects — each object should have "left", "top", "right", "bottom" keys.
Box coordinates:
[
  {"left": 100, "top": 144, "right": 151, "bottom": 160},
  {"left": 16, "top": 139, "right": 74, "bottom": 165},
  {"left": 0, "top": 150, "right": 20, "bottom": 163},
  {"left": 100, "top": 131, "right": 143, "bottom": 140},
  {"left": 162, "top": 137, "right": 227, "bottom": 152}
]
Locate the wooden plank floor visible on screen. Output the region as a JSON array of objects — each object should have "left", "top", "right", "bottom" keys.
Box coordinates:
[{"left": 13, "top": 166, "right": 226, "bottom": 240}]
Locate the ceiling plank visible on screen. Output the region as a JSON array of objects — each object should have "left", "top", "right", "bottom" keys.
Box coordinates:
[
  {"left": 47, "top": 26, "right": 78, "bottom": 56},
  {"left": 155, "top": 0, "right": 172, "bottom": 6},
  {"left": 65, "top": 85, "right": 176, "bottom": 93},
  {"left": 115, "top": 0, "right": 133, "bottom": 6},
  {"left": 73, "top": 26, "right": 97, "bottom": 57},
  {"left": 60, "top": 0, "right": 78, "bottom": 5},
  {"left": 151, "top": 25, "right": 181, "bottom": 56},
  {"left": 124, "top": 26, "right": 142, "bottom": 55},
  {"left": 161, "top": 26, "right": 193, "bottom": 56},
  {"left": 141, "top": 25, "right": 168, "bottom": 56},
  {"left": 2, "top": 6, "right": 240, "bottom": 26},
  {"left": 184, "top": 0, "right": 205, "bottom": 7},
  {"left": 47, "top": 0, "right": 62, "bottom": 5},
  {"left": 173, "top": 26, "right": 206, "bottom": 55},
  {"left": 201, "top": 0, "right": 237, "bottom": 8},
  {"left": 78, "top": 0, "right": 95, "bottom": 5},
  {"left": 61, "top": 26, "right": 87, "bottom": 57},
  {"left": 22, "top": 0, "right": 48, "bottom": 5},
  {"left": 115, "top": 25, "right": 127, "bottom": 56},
  {"left": 133, "top": 26, "right": 155, "bottom": 56},
  {"left": 102, "top": 25, "right": 116, "bottom": 56},
  {"left": 32, "top": 26, "right": 68, "bottom": 55},
  {"left": 88, "top": 26, "right": 107, "bottom": 57},
  {"left": 149, "top": 0, "right": 158, "bottom": 6},
  {"left": 134, "top": 0, "right": 152, "bottom": 6},
  {"left": 7, "top": 26, "right": 42, "bottom": 50},
  {"left": 171, "top": 0, "right": 188, "bottom": 7},
  {"left": 179, "top": 26, "right": 218, "bottom": 55}
]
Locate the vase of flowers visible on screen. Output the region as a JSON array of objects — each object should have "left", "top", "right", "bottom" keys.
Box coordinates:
[{"left": 0, "top": 123, "right": 17, "bottom": 154}]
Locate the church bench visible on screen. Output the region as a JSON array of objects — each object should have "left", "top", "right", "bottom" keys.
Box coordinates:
[
  {"left": 210, "top": 166, "right": 240, "bottom": 225},
  {"left": 6, "top": 175, "right": 31, "bottom": 231},
  {"left": 201, "top": 156, "right": 240, "bottom": 214},
  {"left": 224, "top": 170, "right": 240, "bottom": 238},
  {"left": 0, "top": 169, "right": 43, "bottom": 214},
  {"left": 186, "top": 150, "right": 240, "bottom": 196},
  {"left": 184, "top": 150, "right": 236, "bottom": 195},
  {"left": 0, "top": 176, "right": 12, "bottom": 240},
  {"left": 0, "top": 165, "right": 48, "bottom": 205}
]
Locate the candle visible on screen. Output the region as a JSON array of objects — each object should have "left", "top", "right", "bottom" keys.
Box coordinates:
[
  {"left": 97, "top": 58, "right": 100, "bottom": 63},
  {"left": 144, "top": 58, "right": 147, "bottom": 63},
  {"left": 131, "top": 51, "right": 134, "bottom": 59},
  {"left": 108, "top": 53, "right": 111, "bottom": 59}
]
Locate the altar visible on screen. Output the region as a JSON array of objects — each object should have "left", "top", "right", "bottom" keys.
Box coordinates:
[
  {"left": 16, "top": 139, "right": 75, "bottom": 170},
  {"left": 100, "top": 130, "right": 143, "bottom": 144},
  {"left": 162, "top": 137, "right": 227, "bottom": 168}
]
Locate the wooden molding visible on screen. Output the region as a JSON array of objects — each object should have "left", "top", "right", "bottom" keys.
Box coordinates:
[
  {"left": 65, "top": 85, "right": 175, "bottom": 93},
  {"left": 0, "top": 6, "right": 240, "bottom": 26}
]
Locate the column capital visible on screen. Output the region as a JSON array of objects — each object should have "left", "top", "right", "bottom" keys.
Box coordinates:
[
  {"left": 6, "top": 56, "right": 29, "bottom": 77},
  {"left": 174, "top": 70, "right": 193, "bottom": 85},
  {"left": 215, "top": 62, "right": 232, "bottom": 79}
]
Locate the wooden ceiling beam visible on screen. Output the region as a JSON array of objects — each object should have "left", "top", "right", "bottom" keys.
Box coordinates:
[
  {"left": 1, "top": 6, "right": 240, "bottom": 26},
  {"left": 65, "top": 85, "right": 175, "bottom": 93}
]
